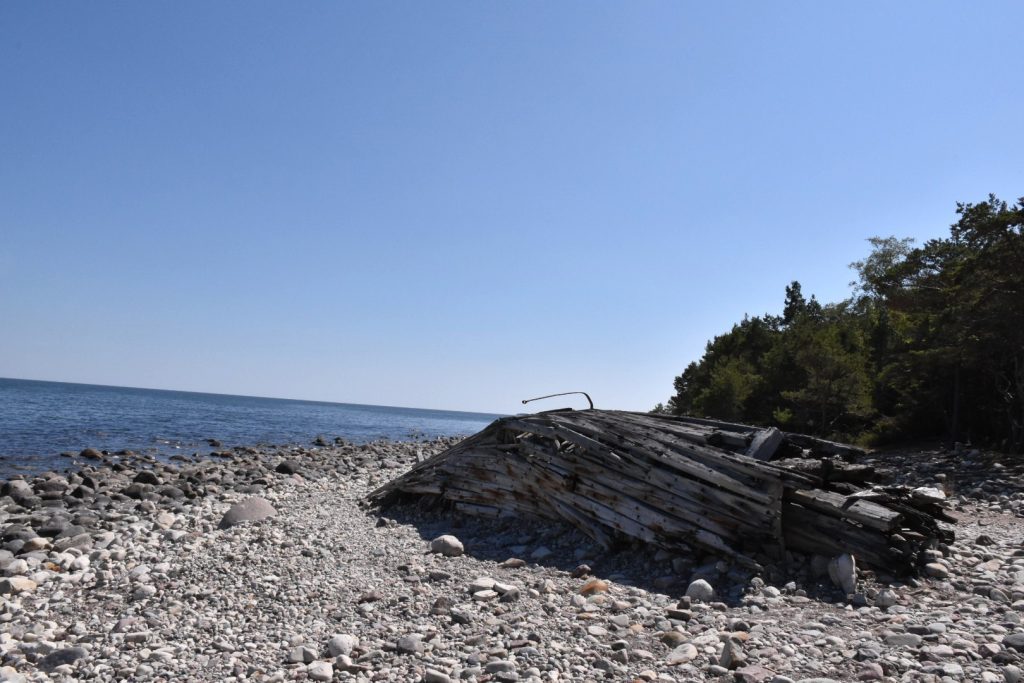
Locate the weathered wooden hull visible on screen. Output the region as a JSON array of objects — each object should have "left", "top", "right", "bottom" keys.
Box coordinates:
[{"left": 367, "top": 410, "right": 951, "bottom": 573}]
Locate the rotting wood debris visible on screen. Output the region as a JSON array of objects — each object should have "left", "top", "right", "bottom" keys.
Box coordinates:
[{"left": 366, "top": 409, "right": 954, "bottom": 573}]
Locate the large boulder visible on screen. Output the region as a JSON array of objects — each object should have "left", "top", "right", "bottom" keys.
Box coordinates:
[
  {"left": 219, "top": 496, "right": 277, "bottom": 529},
  {"left": 685, "top": 579, "right": 714, "bottom": 602}
]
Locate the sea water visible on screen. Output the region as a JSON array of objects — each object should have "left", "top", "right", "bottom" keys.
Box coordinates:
[{"left": 0, "top": 377, "right": 501, "bottom": 477}]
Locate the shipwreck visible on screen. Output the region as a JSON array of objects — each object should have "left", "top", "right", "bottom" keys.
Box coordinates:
[{"left": 367, "top": 409, "right": 953, "bottom": 573}]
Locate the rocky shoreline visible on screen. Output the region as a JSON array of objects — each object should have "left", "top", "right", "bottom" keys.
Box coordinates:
[{"left": 2, "top": 441, "right": 1024, "bottom": 682}]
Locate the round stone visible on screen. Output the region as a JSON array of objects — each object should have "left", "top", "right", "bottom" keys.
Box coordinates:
[
  {"left": 429, "top": 534, "right": 465, "bottom": 557},
  {"left": 685, "top": 579, "right": 714, "bottom": 602}
]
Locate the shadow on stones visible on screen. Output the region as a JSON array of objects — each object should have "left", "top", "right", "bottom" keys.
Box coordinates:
[{"left": 374, "top": 499, "right": 855, "bottom": 608}]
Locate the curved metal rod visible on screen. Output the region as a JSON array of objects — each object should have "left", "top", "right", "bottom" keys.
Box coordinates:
[{"left": 521, "top": 391, "right": 594, "bottom": 410}]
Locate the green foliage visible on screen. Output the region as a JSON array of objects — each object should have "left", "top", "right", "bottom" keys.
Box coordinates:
[
  {"left": 697, "top": 357, "right": 761, "bottom": 421},
  {"left": 777, "top": 311, "right": 873, "bottom": 439},
  {"left": 662, "top": 194, "right": 1024, "bottom": 451}
]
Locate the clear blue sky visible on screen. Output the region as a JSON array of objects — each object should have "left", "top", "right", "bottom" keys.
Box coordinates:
[{"left": 2, "top": 3, "right": 1022, "bottom": 414}]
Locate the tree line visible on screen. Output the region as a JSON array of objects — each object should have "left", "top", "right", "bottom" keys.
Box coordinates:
[{"left": 656, "top": 194, "right": 1024, "bottom": 452}]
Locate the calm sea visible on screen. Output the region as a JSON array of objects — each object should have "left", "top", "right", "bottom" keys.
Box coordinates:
[{"left": 0, "top": 378, "right": 502, "bottom": 478}]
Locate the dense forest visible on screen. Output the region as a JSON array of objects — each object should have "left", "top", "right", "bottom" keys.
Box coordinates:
[{"left": 656, "top": 195, "right": 1024, "bottom": 452}]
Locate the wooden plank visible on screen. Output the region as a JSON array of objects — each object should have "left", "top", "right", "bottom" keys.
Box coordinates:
[
  {"left": 783, "top": 432, "right": 866, "bottom": 459},
  {"left": 786, "top": 489, "right": 903, "bottom": 532},
  {"left": 518, "top": 441, "right": 779, "bottom": 540},
  {"left": 708, "top": 430, "right": 751, "bottom": 450},
  {"left": 524, "top": 450, "right": 764, "bottom": 542},
  {"left": 579, "top": 412, "right": 797, "bottom": 485},
  {"left": 645, "top": 413, "right": 759, "bottom": 434},
  {"left": 547, "top": 413, "right": 778, "bottom": 505},
  {"left": 782, "top": 503, "right": 908, "bottom": 568},
  {"left": 503, "top": 418, "right": 625, "bottom": 464}
]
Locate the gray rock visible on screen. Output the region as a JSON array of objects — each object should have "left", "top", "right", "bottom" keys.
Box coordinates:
[
  {"left": 467, "top": 577, "right": 495, "bottom": 592},
  {"left": 720, "top": 637, "right": 745, "bottom": 669},
  {"left": 857, "top": 662, "right": 884, "bottom": 680},
  {"left": 667, "top": 643, "right": 697, "bottom": 664},
  {"left": 471, "top": 589, "right": 498, "bottom": 601},
  {"left": 874, "top": 589, "right": 897, "bottom": 608},
  {"left": 288, "top": 645, "right": 316, "bottom": 663},
  {"left": 940, "top": 662, "right": 963, "bottom": 677},
  {"left": 396, "top": 634, "right": 424, "bottom": 654},
  {"left": 3, "top": 558, "right": 28, "bottom": 575},
  {"left": 1, "top": 480, "right": 33, "bottom": 499},
  {"left": 122, "top": 483, "right": 148, "bottom": 499},
  {"left": 0, "top": 577, "right": 36, "bottom": 594},
  {"left": 685, "top": 578, "right": 714, "bottom": 602},
  {"left": 132, "top": 584, "right": 157, "bottom": 600},
  {"left": 924, "top": 562, "right": 949, "bottom": 579},
  {"left": 38, "top": 646, "right": 88, "bottom": 672},
  {"left": 327, "top": 633, "right": 358, "bottom": 657},
  {"left": 980, "top": 643, "right": 1001, "bottom": 658},
  {"left": 424, "top": 670, "right": 451, "bottom": 683},
  {"left": 275, "top": 461, "right": 299, "bottom": 475},
  {"left": 0, "top": 524, "right": 34, "bottom": 542},
  {"left": 112, "top": 617, "right": 145, "bottom": 633},
  {"left": 357, "top": 589, "right": 383, "bottom": 603},
  {"left": 430, "top": 596, "right": 452, "bottom": 615},
  {"left": 307, "top": 662, "right": 333, "bottom": 681},
  {"left": 884, "top": 632, "right": 922, "bottom": 648},
  {"left": 429, "top": 534, "right": 464, "bottom": 557},
  {"left": 734, "top": 665, "right": 775, "bottom": 683},
  {"left": 155, "top": 511, "right": 176, "bottom": 529},
  {"left": 133, "top": 470, "right": 161, "bottom": 485},
  {"left": 0, "top": 665, "right": 26, "bottom": 683},
  {"left": 54, "top": 533, "right": 93, "bottom": 552},
  {"left": 828, "top": 553, "right": 857, "bottom": 594},
  {"left": 1003, "top": 633, "right": 1024, "bottom": 651},
  {"left": 36, "top": 517, "right": 70, "bottom": 538},
  {"left": 218, "top": 496, "right": 277, "bottom": 529}
]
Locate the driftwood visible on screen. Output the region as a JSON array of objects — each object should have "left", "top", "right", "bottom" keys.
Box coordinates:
[{"left": 367, "top": 410, "right": 952, "bottom": 573}]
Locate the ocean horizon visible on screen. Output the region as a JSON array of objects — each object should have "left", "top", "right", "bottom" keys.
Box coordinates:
[{"left": 0, "top": 377, "right": 503, "bottom": 477}]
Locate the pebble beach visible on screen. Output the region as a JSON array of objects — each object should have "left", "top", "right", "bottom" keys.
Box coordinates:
[{"left": 2, "top": 441, "right": 1024, "bottom": 682}]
